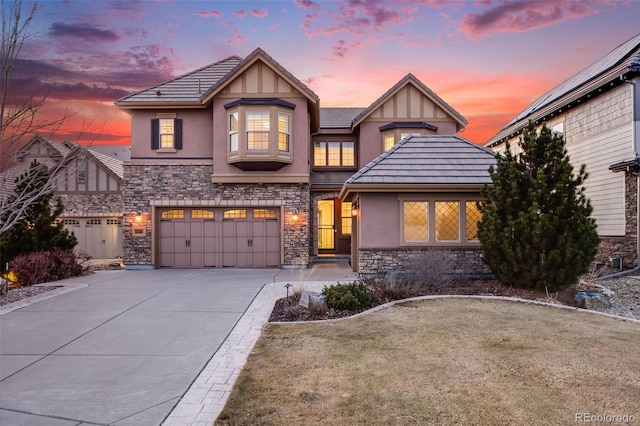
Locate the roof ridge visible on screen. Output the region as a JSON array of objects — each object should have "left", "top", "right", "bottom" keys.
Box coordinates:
[{"left": 115, "top": 55, "right": 242, "bottom": 103}]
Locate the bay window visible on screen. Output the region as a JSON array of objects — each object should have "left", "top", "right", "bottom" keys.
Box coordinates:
[{"left": 224, "top": 98, "right": 294, "bottom": 171}]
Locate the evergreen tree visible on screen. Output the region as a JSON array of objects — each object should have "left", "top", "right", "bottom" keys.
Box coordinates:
[
  {"left": 477, "top": 122, "right": 599, "bottom": 291},
  {"left": 0, "top": 160, "right": 77, "bottom": 271}
]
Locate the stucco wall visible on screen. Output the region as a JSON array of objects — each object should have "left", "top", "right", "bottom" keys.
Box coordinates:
[{"left": 130, "top": 109, "right": 214, "bottom": 159}]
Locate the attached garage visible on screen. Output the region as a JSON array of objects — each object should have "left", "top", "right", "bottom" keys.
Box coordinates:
[
  {"left": 157, "top": 207, "right": 280, "bottom": 268},
  {"left": 61, "top": 217, "right": 123, "bottom": 259}
]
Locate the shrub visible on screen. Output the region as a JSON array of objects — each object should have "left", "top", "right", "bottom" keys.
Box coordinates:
[
  {"left": 10, "top": 249, "right": 83, "bottom": 286},
  {"left": 359, "top": 276, "right": 424, "bottom": 306},
  {"left": 322, "top": 282, "right": 371, "bottom": 311},
  {"left": 405, "top": 248, "right": 455, "bottom": 290}
]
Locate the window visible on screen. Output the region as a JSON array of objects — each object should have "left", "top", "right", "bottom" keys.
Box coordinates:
[
  {"left": 191, "top": 209, "right": 214, "bottom": 219},
  {"left": 254, "top": 209, "right": 277, "bottom": 219},
  {"left": 341, "top": 202, "right": 352, "bottom": 235},
  {"left": 466, "top": 202, "right": 481, "bottom": 241},
  {"left": 383, "top": 134, "right": 395, "bottom": 151},
  {"left": 229, "top": 112, "right": 239, "bottom": 152},
  {"left": 380, "top": 122, "right": 437, "bottom": 151},
  {"left": 224, "top": 209, "right": 247, "bottom": 219},
  {"left": 151, "top": 117, "right": 182, "bottom": 150},
  {"left": 313, "top": 141, "right": 355, "bottom": 167},
  {"left": 246, "top": 110, "right": 270, "bottom": 151},
  {"left": 402, "top": 198, "right": 481, "bottom": 245},
  {"left": 161, "top": 210, "right": 185, "bottom": 220},
  {"left": 435, "top": 202, "right": 459, "bottom": 242},
  {"left": 77, "top": 160, "right": 87, "bottom": 183},
  {"left": 403, "top": 201, "right": 429, "bottom": 242},
  {"left": 224, "top": 99, "right": 295, "bottom": 170},
  {"left": 278, "top": 112, "right": 290, "bottom": 152}
]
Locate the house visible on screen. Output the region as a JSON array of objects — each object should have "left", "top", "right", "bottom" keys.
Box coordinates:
[
  {"left": 0, "top": 135, "right": 127, "bottom": 259},
  {"left": 339, "top": 135, "right": 495, "bottom": 275},
  {"left": 115, "top": 48, "right": 492, "bottom": 273},
  {"left": 485, "top": 33, "right": 640, "bottom": 271}
]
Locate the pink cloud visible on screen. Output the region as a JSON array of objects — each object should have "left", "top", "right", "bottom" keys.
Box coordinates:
[
  {"left": 234, "top": 10, "right": 247, "bottom": 18},
  {"left": 250, "top": 8, "right": 269, "bottom": 18},
  {"left": 460, "top": 0, "right": 600, "bottom": 38},
  {"left": 329, "top": 39, "right": 363, "bottom": 60},
  {"left": 269, "top": 23, "right": 281, "bottom": 30},
  {"left": 293, "top": 0, "right": 320, "bottom": 10},
  {"left": 227, "top": 28, "right": 246, "bottom": 45},
  {"left": 197, "top": 10, "right": 222, "bottom": 18}
]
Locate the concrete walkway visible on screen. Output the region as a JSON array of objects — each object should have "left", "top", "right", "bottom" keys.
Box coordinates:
[{"left": 0, "top": 263, "right": 356, "bottom": 425}]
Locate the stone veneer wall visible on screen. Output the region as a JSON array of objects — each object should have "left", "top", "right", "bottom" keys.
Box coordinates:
[
  {"left": 57, "top": 193, "right": 123, "bottom": 216},
  {"left": 595, "top": 172, "right": 638, "bottom": 269},
  {"left": 358, "top": 246, "right": 491, "bottom": 277},
  {"left": 123, "top": 163, "right": 309, "bottom": 267}
]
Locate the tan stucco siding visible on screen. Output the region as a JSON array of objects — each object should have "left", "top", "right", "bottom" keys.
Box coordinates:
[
  {"left": 359, "top": 194, "right": 400, "bottom": 247},
  {"left": 130, "top": 109, "right": 213, "bottom": 159}
]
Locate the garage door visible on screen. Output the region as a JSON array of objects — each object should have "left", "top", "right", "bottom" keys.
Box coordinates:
[
  {"left": 61, "top": 217, "right": 123, "bottom": 259},
  {"left": 158, "top": 208, "right": 279, "bottom": 268}
]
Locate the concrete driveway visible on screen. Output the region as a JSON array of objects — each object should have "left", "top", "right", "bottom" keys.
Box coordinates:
[{"left": 0, "top": 264, "right": 356, "bottom": 425}]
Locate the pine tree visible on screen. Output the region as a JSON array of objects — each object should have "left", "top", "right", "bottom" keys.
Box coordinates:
[
  {"left": 477, "top": 122, "right": 599, "bottom": 291},
  {"left": 0, "top": 160, "right": 77, "bottom": 270}
]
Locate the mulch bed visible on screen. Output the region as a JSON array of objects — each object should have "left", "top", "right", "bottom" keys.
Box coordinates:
[{"left": 268, "top": 280, "right": 576, "bottom": 322}]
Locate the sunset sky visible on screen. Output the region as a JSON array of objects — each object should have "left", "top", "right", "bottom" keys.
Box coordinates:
[{"left": 10, "top": 0, "right": 640, "bottom": 146}]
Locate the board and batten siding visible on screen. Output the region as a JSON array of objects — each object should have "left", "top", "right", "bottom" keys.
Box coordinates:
[
  {"left": 54, "top": 156, "right": 121, "bottom": 193},
  {"left": 566, "top": 123, "right": 633, "bottom": 237}
]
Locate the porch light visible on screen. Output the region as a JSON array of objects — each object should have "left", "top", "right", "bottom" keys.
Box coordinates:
[
  {"left": 291, "top": 209, "right": 299, "bottom": 222},
  {"left": 135, "top": 211, "right": 143, "bottom": 223},
  {"left": 351, "top": 207, "right": 359, "bottom": 217}
]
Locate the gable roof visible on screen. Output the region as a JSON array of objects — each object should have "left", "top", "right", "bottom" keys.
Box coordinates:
[
  {"left": 88, "top": 149, "right": 125, "bottom": 180},
  {"left": 340, "top": 135, "right": 495, "bottom": 199},
  {"left": 115, "top": 48, "right": 320, "bottom": 111},
  {"left": 351, "top": 74, "right": 468, "bottom": 131},
  {"left": 486, "top": 33, "right": 640, "bottom": 147},
  {"left": 115, "top": 56, "right": 242, "bottom": 107}
]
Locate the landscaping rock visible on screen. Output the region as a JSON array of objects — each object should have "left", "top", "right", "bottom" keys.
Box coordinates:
[
  {"left": 574, "top": 290, "right": 612, "bottom": 309},
  {"left": 299, "top": 291, "right": 326, "bottom": 309}
]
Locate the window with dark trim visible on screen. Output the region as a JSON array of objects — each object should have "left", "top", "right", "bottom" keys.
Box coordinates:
[{"left": 151, "top": 118, "right": 182, "bottom": 150}]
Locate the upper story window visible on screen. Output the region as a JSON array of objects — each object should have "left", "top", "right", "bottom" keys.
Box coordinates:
[
  {"left": 225, "top": 98, "right": 294, "bottom": 171},
  {"left": 77, "top": 159, "right": 87, "bottom": 183},
  {"left": 151, "top": 114, "right": 183, "bottom": 151},
  {"left": 380, "top": 122, "right": 437, "bottom": 151},
  {"left": 313, "top": 141, "right": 355, "bottom": 167}
]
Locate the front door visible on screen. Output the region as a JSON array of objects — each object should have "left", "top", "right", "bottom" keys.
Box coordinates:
[{"left": 317, "top": 198, "right": 352, "bottom": 254}]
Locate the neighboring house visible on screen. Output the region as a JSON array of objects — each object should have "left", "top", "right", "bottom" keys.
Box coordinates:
[
  {"left": 0, "top": 135, "right": 126, "bottom": 259},
  {"left": 115, "top": 48, "right": 491, "bottom": 273},
  {"left": 485, "top": 33, "right": 640, "bottom": 270}
]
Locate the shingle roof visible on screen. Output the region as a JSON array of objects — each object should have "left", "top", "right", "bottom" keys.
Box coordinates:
[
  {"left": 88, "top": 149, "right": 124, "bottom": 180},
  {"left": 344, "top": 135, "right": 496, "bottom": 187},
  {"left": 320, "top": 107, "right": 366, "bottom": 128},
  {"left": 115, "top": 56, "right": 242, "bottom": 105},
  {"left": 487, "top": 33, "right": 640, "bottom": 146}
]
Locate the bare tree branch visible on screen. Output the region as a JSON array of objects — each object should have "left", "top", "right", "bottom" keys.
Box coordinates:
[{"left": 0, "top": 0, "right": 105, "bottom": 236}]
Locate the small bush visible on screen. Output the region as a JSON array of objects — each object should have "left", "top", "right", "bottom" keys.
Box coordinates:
[
  {"left": 359, "top": 276, "right": 424, "bottom": 305},
  {"left": 10, "top": 249, "right": 83, "bottom": 286},
  {"left": 322, "top": 282, "right": 371, "bottom": 311},
  {"left": 405, "top": 248, "right": 455, "bottom": 290}
]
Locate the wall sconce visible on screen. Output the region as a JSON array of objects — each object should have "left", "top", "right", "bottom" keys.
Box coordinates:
[
  {"left": 134, "top": 211, "right": 143, "bottom": 223},
  {"left": 351, "top": 207, "right": 359, "bottom": 217},
  {"left": 291, "top": 209, "right": 299, "bottom": 221}
]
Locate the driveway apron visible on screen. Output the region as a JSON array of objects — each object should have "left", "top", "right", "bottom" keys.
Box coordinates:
[{"left": 0, "top": 268, "right": 278, "bottom": 426}]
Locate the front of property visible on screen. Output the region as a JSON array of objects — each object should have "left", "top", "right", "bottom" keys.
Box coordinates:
[{"left": 115, "top": 48, "right": 494, "bottom": 274}]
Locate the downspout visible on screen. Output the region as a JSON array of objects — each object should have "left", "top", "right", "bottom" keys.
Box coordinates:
[{"left": 597, "top": 77, "right": 640, "bottom": 279}]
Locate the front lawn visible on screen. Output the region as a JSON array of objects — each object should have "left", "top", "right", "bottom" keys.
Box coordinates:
[{"left": 217, "top": 298, "right": 639, "bottom": 425}]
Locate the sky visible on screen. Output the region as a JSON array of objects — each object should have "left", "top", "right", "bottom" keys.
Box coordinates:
[{"left": 8, "top": 0, "right": 640, "bottom": 146}]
